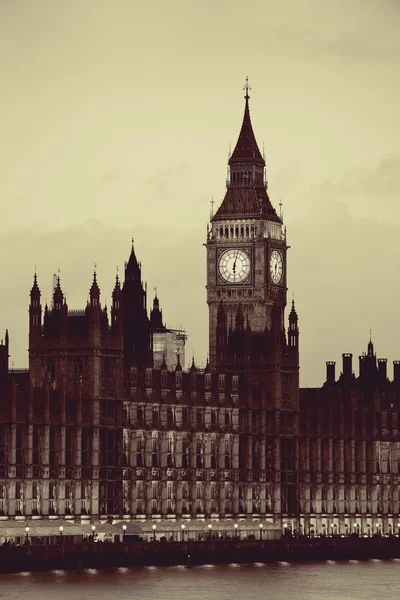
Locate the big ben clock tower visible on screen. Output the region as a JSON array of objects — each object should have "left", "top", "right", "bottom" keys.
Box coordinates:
[{"left": 206, "top": 80, "right": 288, "bottom": 370}]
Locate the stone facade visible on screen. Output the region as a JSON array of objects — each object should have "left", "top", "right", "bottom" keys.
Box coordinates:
[{"left": 0, "top": 87, "right": 395, "bottom": 537}]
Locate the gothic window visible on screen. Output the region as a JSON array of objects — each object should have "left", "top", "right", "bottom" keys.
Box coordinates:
[
  {"left": 130, "top": 367, "right": 137, "bottom": 386},
  {"left": 151, "top": 434, "right": 159, "bottom": 467},
  {"left": 182, "top": 439, "right": 188, "bottom": 468},
  {"left": 49, "top": 426, "right": 57, "bottom": 466},
  {"left": 167, "top": 434, "right": 174, "bottom": 467},
  {"left": 211, "top": 410, "right": 217, "bottom": 426},
  {"left": 65, "top": 428, "right": 73, "bottom": 466},
  {"left": 196, "top": 440, "right": 203, "bottom": 468},
  {"left": 230, "top": 226, "right": 234, "bottom": 238},
  {"left": 152, "top": 406, "right": 159, "bottom": 427},
  {"left": 205, "top": 373, "right": 211, "bottom": 390},
  {"left": 167, "top": 406, "right": 174, "bottom": 427},
  {"left": 245, "top": 226, "right": 249, "bottom": 238},
  {"left": 225, "top": 227, "right": 229, "bottom": 239},
  {"left": 197, "top": 408, "right": 203, "bottom": 426},
  {"left": 136, "top": 435, "right": 143, "bottom": 467},
  {"left": 211, "top": 441, "right": 217, "bottom": 469},
  {"left": 218, "top": 374, "right": 225, "bottom": 391},
  {"left": 47, "top": 360, "right": 55, "bottom": 380},
  {"left": 225, "top": 439, "right": 231, "bottom": 468},
  {"left": 15, "top": 481, "right": 22, "bottom": 500},
  {"left": 161, "top": 369, "right": 167, "bottom": 388},
  {"left": 250, "top": 226, "right": 254, "bottom": 237},
  {"left": 146, "top": 368, "right": 153, "bottom": 387},
  {"left": 240, "top": 226, "right": 244, "bottom": 237},
  {"left": 219, "top": 227, "right": 223, "bottom": 238},
  {"left": 176, "top": 370, "right": 182, "bottom": 387},
  {"left": 235, "top": 226, "right": 239, "bottom": 238},
  {"left": 232, "top": 375, "right": 239, "bottom": 392},
  {"left": 182, "top": 407, "right": 188, "bottom": 427}
]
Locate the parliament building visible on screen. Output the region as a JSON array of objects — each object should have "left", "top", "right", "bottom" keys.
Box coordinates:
[{"left": 0, "top": 87, "right": 399, "bottom": 538}]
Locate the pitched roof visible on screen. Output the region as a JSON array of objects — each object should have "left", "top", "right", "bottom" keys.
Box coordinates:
[
  {"left": 229, "top": 94, "right": 264, "bottom": 166},
  {"left": 213, "top": 184, "right": 280, "bottom": 222}
]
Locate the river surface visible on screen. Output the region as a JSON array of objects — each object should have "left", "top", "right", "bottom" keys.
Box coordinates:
[{"left": 0, "top": 560, "right": 399, "bottom": 600}]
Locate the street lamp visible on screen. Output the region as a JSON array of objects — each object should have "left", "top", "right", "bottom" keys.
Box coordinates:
[
  {"left": 25, "top": 525, "right": 30, "bottom": 544},
  {"left": 91, "top": 524, "right": 96, "bottom": 543},
  {"left": 181, "top": 523, "right": 186, "bottom": 542},
  {"left": 234, "top": 523, "right": 238, "bottom": 539},
  {"left": 59, "top": 524, "right": 64, "bottom": 544},
  {"left": 208, "top": 523, "right": 212, "bottom": 540},
  {"left": 152, "top": 524, "right": 157, "bottom": 542},
  {"left": 122, "top": 523, "right": 127, "bottom": 541},
  {"left": 259, "top": 523, "right": 263, "bottom": 540}
]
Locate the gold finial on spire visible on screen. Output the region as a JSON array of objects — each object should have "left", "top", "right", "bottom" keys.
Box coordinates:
[{"left": 243, "top": 76, "right": 251, "bottom": 99}]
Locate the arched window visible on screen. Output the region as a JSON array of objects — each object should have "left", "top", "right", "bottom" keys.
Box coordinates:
[
  {"left": 230, "top": 226, "right": 234, "bottom": 238},
  {"left": 251, "top": 226, "right": 254, "bottom": 237},
  {"left": 219, "top": 227, "right": 223, "bottom": 238},
  {"left": 240, "top": 226, "right": 244, "bottom": 237},
  {"left": 245, "top": 226, "right": 249, "bottom": 238},
  {"left": 225, "top": 227, "right": 229, "bottom": 239},
  {"left": 235, "top": 226, "right": 239, "bottom": 238}
]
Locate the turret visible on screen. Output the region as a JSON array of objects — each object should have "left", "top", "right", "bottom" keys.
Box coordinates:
[
  {"left": 111, "top": 273, "right": 123, "bottom": 339},
  {"left": 87, "top": 271, "right": 101, "bottom": 332},
  {"left": 0, "top": 330, "right": 9, "bottom": 376},
  {"left": 29, "top": 273, "right": 42, "bottom": 345},
  {"left": 288, "top": 298, "right": 299, "bottom": 355},
  {"left": 150, "top": 292, "right": 165, "bottom": 330},
  {"left": 53, "top": 276, "right": 63, "bottom": 311},
  {"left": 122, "top": 239, "right": 152, "bottom": 369}
]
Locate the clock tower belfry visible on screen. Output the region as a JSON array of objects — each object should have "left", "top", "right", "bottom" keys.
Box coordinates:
[{"left": 206, "top": 82, "right": 288, "bottom": 370}]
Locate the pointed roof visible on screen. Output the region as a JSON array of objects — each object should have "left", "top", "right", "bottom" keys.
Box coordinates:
[
  {"left": 150, "top": 291, "right": 165, "bottom": 330},
  {"left": 90, "top": 271, "right": 100, "bottom": 300},
  {"left": 229, "top": 83, "right": 264, "bottom": 166},
  {"left": 53, "top": 276, "right": 63, "bottom": 306},
  {"left": 30, "top": 272, "right": 41, "bottom": 299},
  {"left": 213, "top": 81, "right": 280, "bottom": 222},
  {"left": 289, "top": 296, "right": 298, "bottom": 321},
  {"left": 125, "top": 238, "right": 141, "bottom": 280}
]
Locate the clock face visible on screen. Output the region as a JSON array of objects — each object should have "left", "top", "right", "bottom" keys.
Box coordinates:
[
  {"left": 270, "top": 249, "right": 284, "bottom": 285},
  {"left": 218, "top": 248, "right": 251, "bottom": 283}
]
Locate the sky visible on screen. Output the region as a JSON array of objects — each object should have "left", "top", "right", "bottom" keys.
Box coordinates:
[{"left": 0, "top": 0, "right": 399, "bottom": 386}]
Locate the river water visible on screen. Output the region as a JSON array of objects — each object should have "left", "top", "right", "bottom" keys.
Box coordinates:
[{"left": 0, "top": 560, "right": 399, "bottom": 600}]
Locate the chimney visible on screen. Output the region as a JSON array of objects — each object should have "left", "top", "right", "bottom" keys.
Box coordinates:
[
  {"left": 393, "top": 361, "right": 400, "bottom": 383},
  {"left": 342, "top": 353, "right": 352, "bottom": 378},
  {"left": 378, "top": 358, "right": 387, "bottom": 382},
  {"left": 326, "top": 361, "right": 336, "bottom": 384}
]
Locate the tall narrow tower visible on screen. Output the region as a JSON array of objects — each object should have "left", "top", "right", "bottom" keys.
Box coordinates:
[{"left": 206, "top": 81, "right": 288, "bottom": 369}]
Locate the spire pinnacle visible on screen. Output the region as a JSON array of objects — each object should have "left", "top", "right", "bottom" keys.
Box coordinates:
[{"left": 243, "top": 76, "right": 251, "bottom": 100}]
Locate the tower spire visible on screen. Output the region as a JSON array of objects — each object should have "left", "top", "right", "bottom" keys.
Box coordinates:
[
  {"left": 243, "top": 76, "right": 251, "bottom": 100},
  {"left": 228, "top": 78, "right": 264, "bottom": 166}
]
